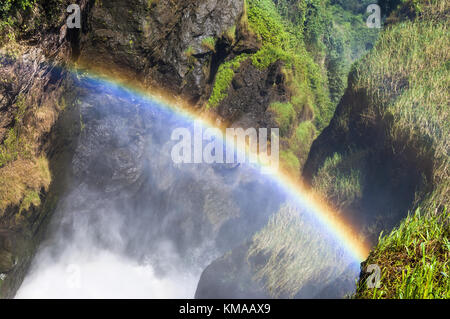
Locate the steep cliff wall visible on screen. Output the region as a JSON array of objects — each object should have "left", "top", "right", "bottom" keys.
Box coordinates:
[
  {"left": 0, "top": 0, "right": 85, "bottom": 297},
  {"left": 304, "top": 0, "right": 449, "bottom": 298},
  {"left": 1, "top": 0, "right": 420, "bottom": 299}
]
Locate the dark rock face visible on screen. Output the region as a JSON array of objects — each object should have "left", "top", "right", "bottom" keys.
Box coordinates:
[
  {"left": 217, "top": 60, "right": 288, "bottom": 129},
  {"left": 79, "top": 0, "right": 246, "bottom": 105},
  {"left": 195, "top": 241, "right": 270, "bottom": 299}
]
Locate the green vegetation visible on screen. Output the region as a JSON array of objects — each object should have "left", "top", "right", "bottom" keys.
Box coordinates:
[
  {"left": 224, "top": 25, "right": 237, "bottom": 43},
  {"left": 206, "top": 0, "right": 379, "bottom": 176},
  {"left": 289, "top": 120, "right": 316, "bottom": 167},
  {"left": 246, "top": 0, "right": 301, "bottom": 48},
  {"left": 243, "top": 0, "right": 332, "bottom": 175},
  {"left": 201, "top": 36, "right": 217, "bottom": 52},
  {"left": 248, "top": 204, "right": 350, "bottom": 298},
  {"left": 352, "top": 0, "right": 449, "bottom": 208},
  {"left": 207, "top": 54, "right": 250, "bottom": 108},
  {"left": 247, "top": 0, "right": 332, "bottom": 131},
  {"left": 0, "top": 0, "right": 35, "bottom": 19},
  {"left": 300, "top": 0, "right": 450, "bottom": 298},
  {"left": 0, "top": 0, "right": 72, "bottom": 46},
  {"left": 184, "top": 46, "right": 195, "bottom": 58},
  {"left": 0, "top": 128, "right": 19, "bottom": 167},
  {"left": 0, "top": 156, "right": 50, "bottom": 213},
  {"left": 243, "top": 0, "right": 380, "bottom": 175},
  {"left": 0, "top": 0, "right": 35, "bottom": 44},
  {"left": 353, "top": 2, "right": 449, "bottom": 298},
  {"left": 313, "top": 152, "right": 363, "bottom": 210},
  {"left": 293, "top": 121, "right": 316, "bottom": 151},
  {"left": 268, "top": 102, "right": 295, "bottom": 136},
  {"left": 321, "top": 2, "right": 379, "bottom": 104},
  {"left": 311, "top": 0, "right": 448, "bottom": 213},
  {"left": 208, "top": 0, "right": 333, "bottom": 124},
  {"left": 0, "top": 95, "right": 32, "bottom": 167},
  {"left": 279, "top": 150, "right": 300, "bottom": 178},
  {"left": 19, "top": 190, "right": 41, "bottom": 214},
  {"left": 356, "top": 206, "right": 449, "bottom": 299},
  {"left": 0, "top": 93, "right": 52, "bottom": 214},
  {"left": 271, "top": 0, "right": 379, "bottom": 105}
]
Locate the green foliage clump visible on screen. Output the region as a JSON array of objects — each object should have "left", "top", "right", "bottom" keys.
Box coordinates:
[
  {"left": 246, "top": 0, "right": 334, "bottom": 128},
  {"left": 356, "top": 206, "right": 449, "bottom": 299},
  {"left": 268, "top": 102, "right": 295, "bottom": 136},
  {"left": 0, "top": 0, "right": 35, "bottom": 19},
  {"left": 207, "top": 54, "right": 250, "bottom": 108},
  {"left": 0, "top": 128, "right": 20, "bottom": 167},
  {"left": 224, "top": 25, "right": 237, "bottom": 43},
  {"left": 18, "top": 190, "right": 40, "bottom": 214},
  {"left": 284, "top": 120, "right": 316, "bottom": 169},
  {"left": 184, "top": 46, "right": 195, "bottom": 57},
  {"left": 201, "top": 36, "right": 217, "bottom": 52},
  {"left": 294, "top": 121, "right": 316, "bottom": 145},
  {"left": 279, "top": 149, "right": 300, "bottom": 177},
  {"left": 291, "top": 121, "right": 316, "bottom": 153},
  {"left": 246, "top": 0, "right": 300, "bottom": 49},
  {"left": 312, "top": 152, "right": 363, "bottom": 209},
  {"left": 250, "top": 45, "right": 290, "bottom": 70}
]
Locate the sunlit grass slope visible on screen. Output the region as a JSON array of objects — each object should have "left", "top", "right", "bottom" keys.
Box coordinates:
[
  {"left": 350, "top": 0, "right": 449, "bottom": 298},
  {"left": 356, "top": 206, "right": 449, "bottom": 299}
]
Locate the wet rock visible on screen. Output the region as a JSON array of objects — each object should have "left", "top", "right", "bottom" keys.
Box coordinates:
[
  {"left": 217, "top": 60, "right": 288, "bottom": 129},
  {"left": 79, "top": 0, "right": 245, "bottom": 105},
  {"left": 195, "top": 242, "right": 270, "bottom": 299}
]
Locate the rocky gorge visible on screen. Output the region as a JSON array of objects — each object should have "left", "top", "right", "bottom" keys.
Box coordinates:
[{"left": 0, "top": 0, "right": 448, "bottom": 299}]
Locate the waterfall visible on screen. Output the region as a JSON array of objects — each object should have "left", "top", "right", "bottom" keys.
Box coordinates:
[{"left": 16, "top": 74, "right": 360, "bottom": 299}]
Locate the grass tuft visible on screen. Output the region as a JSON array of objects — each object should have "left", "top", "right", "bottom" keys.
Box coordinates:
[
  {"left": 356, "top": 206, "right": 449, "bottom": 299},
  {"left": 201, "top": 36, "right": 217, "bottom": 52}
]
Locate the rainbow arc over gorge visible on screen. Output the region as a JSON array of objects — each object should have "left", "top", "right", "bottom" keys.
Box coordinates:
[{"left": 70, "top": 64, "right": 371, "bottom": 263}]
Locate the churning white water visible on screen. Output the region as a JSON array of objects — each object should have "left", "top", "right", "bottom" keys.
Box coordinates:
[{"left": 15, "top": 75, "right": 359, "bottom": 299}]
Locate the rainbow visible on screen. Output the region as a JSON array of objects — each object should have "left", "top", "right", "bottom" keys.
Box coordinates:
[{"left": 69, "top": 64, "right": 371, "bottom": 262}]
